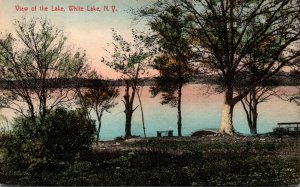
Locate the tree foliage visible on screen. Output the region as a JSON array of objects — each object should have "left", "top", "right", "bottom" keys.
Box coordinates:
[
  {"left": 240, "top": 79, "right": 279, "bottom": 135},
  {"left": 140, "top": 0, "right": 300, "bottom": 135},
  {"left": 139, "top": 3, "right": 199, "bottom": 136},
  {"left": 102, "top": 29, "right": 154, "bottom": 138},
  {"left": 0, "top": 17, "right": 87, "bottom": 119},
  {"left": 80, "top": 83, "right": 119, "bottom": 142}
]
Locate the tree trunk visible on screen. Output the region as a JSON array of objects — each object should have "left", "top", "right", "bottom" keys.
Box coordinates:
[
  {"left": 123, "top": 81, "right": 135, "bottom": 139},
  {"left": 137, "top": 87, "right": 146, "bottom": 138},
  {"left": 250, "top": 117, "right": 257, "bottom": 135},
  {"left": 39, "top": 75, "right": 48, "bottom": 120},
  {"left": 219, "top": 89, "right": 236, "bottom": 135},
  {"left": 26, "top": 98, "right": 36, "bottom": 122},
  {"left": 250, "top": 98, "right": 258, "bottom": 135},
  {"left": 241, "top": 89, "right": 259, "bottom": 135},
  {"left": 96, "top": 107, "right": 104, "bottom": 143},
  {"left": 177, "top": 83, "right": 183, "bottom": 136},
  {"left": 123, "top": 65, "right": 140, "bottom": 139},
  {"left": 246, "top": 110, "right": 258, "bottom": 135},
  {"left": 125, "top": 110, "right": 133, "bottom": 138},
  {"left": 76, "top": 87, "right": 91, "bottom": 120}
]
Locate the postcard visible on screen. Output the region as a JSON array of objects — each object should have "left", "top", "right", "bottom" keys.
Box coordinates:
[{"left": 0, "top": 0, "right": 299, "bottom": 186}]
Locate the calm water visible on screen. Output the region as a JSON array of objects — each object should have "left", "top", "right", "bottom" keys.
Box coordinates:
[
  {"left": 1, "top": 84, "right": 299, "bottom": 140},
  {"left": 97, "top": 84, "right": 300, "bottom": 140}
]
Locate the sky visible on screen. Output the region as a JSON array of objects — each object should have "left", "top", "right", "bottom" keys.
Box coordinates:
[{"left": 0, "top": 0, "right": 155, "bottom": 78}]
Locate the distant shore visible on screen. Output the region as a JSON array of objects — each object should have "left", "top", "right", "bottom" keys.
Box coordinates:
[{"left": 0, "top": 71, "right": 299, "bottom": 90}]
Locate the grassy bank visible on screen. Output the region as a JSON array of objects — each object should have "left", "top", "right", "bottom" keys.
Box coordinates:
[{"left": 0, "top": 136, "right": 299, "bottom": 186}]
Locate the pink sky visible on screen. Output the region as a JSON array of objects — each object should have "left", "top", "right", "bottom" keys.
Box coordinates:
[{"left": 0, "top": 0, "right": 155, "bottom": 79}]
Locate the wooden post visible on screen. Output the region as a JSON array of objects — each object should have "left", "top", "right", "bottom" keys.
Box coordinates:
[
  {"left": 157, "top": 131, "right": 162, "bottom": 137},
  {"left": 297, "top": 123, "right": 299, "bottom": 138}
]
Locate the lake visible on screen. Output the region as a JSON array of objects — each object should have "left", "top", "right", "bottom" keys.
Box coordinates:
[
  {"left": 1, "top": 84, "right": 299, "bottom": 140},
  {"left": 97, "top": 84, "right": 300, "bottom": 140}
]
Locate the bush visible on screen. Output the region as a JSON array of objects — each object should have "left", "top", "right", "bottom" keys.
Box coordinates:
[{"left": 1, "top": 107, "right": 96, "bottom": 170}]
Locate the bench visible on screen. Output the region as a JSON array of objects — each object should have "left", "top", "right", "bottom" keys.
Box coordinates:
[
  {"left": 274, "top": 122, "right": 300, "bottom": 136},
  {"left": 157, "top": 130, "right": 173, "bottom": 137}
]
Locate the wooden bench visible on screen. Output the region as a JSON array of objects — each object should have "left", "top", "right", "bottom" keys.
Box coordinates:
[
  {"left": 157, "top": 130, "right": 173, "bottom": 137},
  {"left": 274, "top": 122, "right": 300, "bottom": 136}
]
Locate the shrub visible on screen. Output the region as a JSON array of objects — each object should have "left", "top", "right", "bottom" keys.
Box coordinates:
[{"left": 1, "top": 107, "right": 96, "bottom": 170}]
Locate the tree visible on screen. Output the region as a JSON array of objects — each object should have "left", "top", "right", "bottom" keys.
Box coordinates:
[
  {"left": 0, "top": 17, "right": 87, "bottom": 120},
  {"left": 80, "top": 83, "right": 119, "bottom": 142},
  {"left": 240, "top": 80, "right": 278, "bottom": 135},
  {"left": 151, "top": 54, "right": 197, "bottom": 136},
  {"left": 102, "top": 29, "right": 153, "bottom": 138},
  {"left": 139, "top": 3, "right": 202, "bottom": 137},
  {"left": 236, "top": 45, "right": 280, "bottom": 135},
  {"left": 72, "top": 65, "right": 119, "bottom": 142},
  {"left": 143, "top": 0, "right": 300, "bottom": 135},
  {"left": 141, "top": 4, "right": 198, "bottom": 136},
  {"left": 73, "top": 66, "right": 99, "bottom": 120}
]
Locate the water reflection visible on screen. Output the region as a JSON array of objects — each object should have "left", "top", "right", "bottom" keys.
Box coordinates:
[
  {"left": 99, "top": 84, "right": 300, "bottom": 140},
  {"left": 1, "top": 84, "right": 299, "bottom": 140}
]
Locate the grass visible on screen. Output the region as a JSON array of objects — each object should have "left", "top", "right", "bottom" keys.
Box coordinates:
[{"left": 0, "top": 136, "right": 299, "bottom": 186}]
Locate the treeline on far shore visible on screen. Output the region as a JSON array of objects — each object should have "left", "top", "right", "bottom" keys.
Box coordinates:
[{"left": 0, "top": 71, "right": 299, "bottom": 90}]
